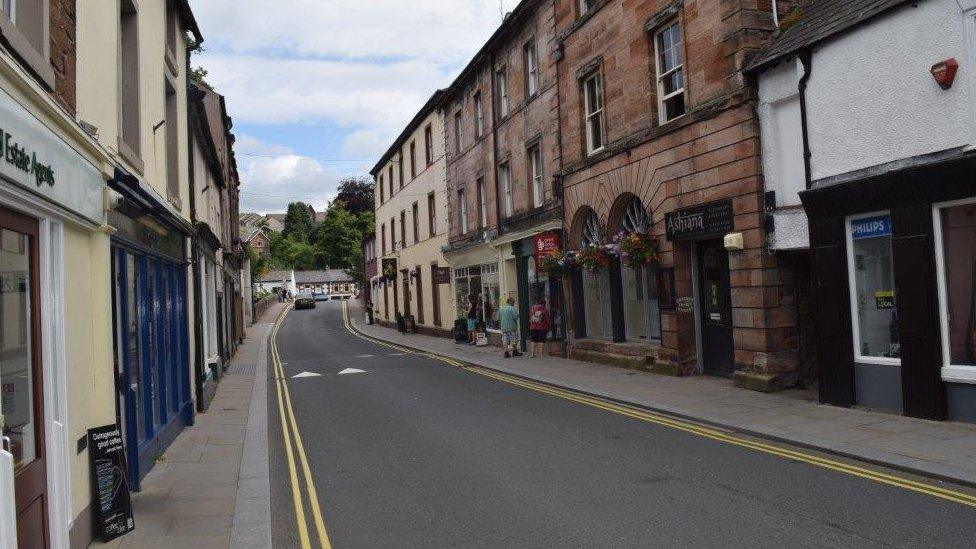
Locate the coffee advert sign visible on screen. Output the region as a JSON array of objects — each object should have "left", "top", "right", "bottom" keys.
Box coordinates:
[{"left": 88, "top": 424, "right": 135, "bottom": 542}]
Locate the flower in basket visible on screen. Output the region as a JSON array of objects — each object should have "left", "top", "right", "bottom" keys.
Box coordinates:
[
  {"left": 575, "top": 245, "right": 611, "bottom": 273},
  {"left": 615, "top": 231, "right": 657, "bottom": 267},
  {"left": 538, "top": 250, "right": 567, "bottom": 275}
]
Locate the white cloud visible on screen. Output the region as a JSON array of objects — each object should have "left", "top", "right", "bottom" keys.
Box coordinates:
[
  {"left": 234, "top": 134, "right": 294, "bottom": 157},
  {"left": 239, "top": 154, "right": 347, "bottom": 214},
  {"left": 191, "top": 0, "right": 515, "bottom": 65},
  {"left": 340, "top": 129, "right": 393, "bottom": 161}
]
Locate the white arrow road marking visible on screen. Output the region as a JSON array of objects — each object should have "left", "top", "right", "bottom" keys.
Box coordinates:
[
  {"left": 354, "top": 354, "right": 375, "bottom": 358},
  {"left": 388, "top": 353, "right": 407, "bottom": 356},
  {"left": 338, "top": 368, "right": 366, "bottom": 375},
  {"left": 292, "top": 371, "right": 322, "bottom": 378}
]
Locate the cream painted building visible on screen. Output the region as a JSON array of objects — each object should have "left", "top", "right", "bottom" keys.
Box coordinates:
[{"left": 371, "top": 92, "right": 454, "bottom": 336}]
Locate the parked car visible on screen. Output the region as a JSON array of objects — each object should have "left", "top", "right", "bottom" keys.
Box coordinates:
[
  {"left": 314, "top": 293, "right": 329, "bottom": 302},
  {"left": 294, "top": 293, "right": 316, "bottom": 310}
]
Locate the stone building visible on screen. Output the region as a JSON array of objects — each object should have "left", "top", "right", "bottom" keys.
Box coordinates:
[
  {"left": 441, "top": 0, "right": 564, "bottom": 348},
  {"left": 554, "top": 0, "right": 799, "bottom": 389}
]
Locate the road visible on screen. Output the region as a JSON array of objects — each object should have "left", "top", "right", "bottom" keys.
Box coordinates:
[{"left": 268, "top": 301, "right": 976, "bottom": 548}]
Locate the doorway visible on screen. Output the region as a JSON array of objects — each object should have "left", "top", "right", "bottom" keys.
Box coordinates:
[
  {"left": 0, "top": 209, "right": 46, "bottom": 548},
  {"left": 697, "top": 239, "right": 734, "bottom": 375}
]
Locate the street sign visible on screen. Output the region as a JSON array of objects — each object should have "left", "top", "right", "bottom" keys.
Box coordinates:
[
  {"left": 88, "top": 424, "right": 134, "bottom": 542},
  {"left": 665, "top": 199, "right": 734, "bottom": 241}
]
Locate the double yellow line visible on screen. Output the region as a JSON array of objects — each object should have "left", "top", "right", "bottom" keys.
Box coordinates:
[
  {"left": 341, "top": 303, "right": 976, "bottom": 508},
  {"left": 271, "top": 305, "right": 333, "bottom": 549}
]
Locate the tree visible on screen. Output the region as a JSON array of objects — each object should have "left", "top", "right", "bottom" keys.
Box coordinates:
[
  {"left": 334, "top": 176, "right": 375, "bottom": 215},
  {"left": 281, "top": 202, "right": 315, "bottom": 244},
  {"left": 314, "top": 202, "right": 362, "bottom": 270}
]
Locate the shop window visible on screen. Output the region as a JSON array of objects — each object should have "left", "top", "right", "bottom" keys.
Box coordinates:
[
  {"left": 577, "top": 209, "right": 612, "bottom": 338},
  {"left": 935, "top": 200, "right": 976, "bottom": 380},
  {"left": 847, "top": 213, "right": 900, "bottom": 361},
  {"left": 618, "top": 197, "right": 661, "bottom": 342},
  {"left": 453, "top": 264, "right": 500, "bottom": 330}
]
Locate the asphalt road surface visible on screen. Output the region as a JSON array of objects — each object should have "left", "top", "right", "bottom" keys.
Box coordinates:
[{"left": 268, "top": 301, "right": 976, "bottom": 548}]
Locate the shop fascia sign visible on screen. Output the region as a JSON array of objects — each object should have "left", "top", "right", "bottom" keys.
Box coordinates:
[
  {"left": 0, "top": 88, "right": 104, "bottom": 223},
  {"left": 851, "top": 215, "right": 892, "bottom": 239},
  {"left": 665, "top": 199, "right": 734, "bottom": 241}
]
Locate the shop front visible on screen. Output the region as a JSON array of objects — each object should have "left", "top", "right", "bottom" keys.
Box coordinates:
[
  {"left": 109, "top": 172, "right": 193, "bottom": 489},
  {"left": 802, "top": 153, "right": 976, "bottom": 422},
  {"left": 511, "top": 231, "right": 567, "bottom": 355},
  {"left": 445, "top": 242, "right": 501, "bottom": 343},
  {"left": 0, "top": 81, "right": 111, "bottom": 548}
]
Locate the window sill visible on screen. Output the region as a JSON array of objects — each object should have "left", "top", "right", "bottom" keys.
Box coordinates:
[
  {"left": 118, "top": 138, "right": 145, "bottom": 175},
  {"left": 942, "top": 365, "right": 976, "bottom": 385},
  {"left": 0, "top": 15, "right": 55, "bottom": 90},
  {"left": 855, "top": 357, "right": 902, "bottom": 367}
]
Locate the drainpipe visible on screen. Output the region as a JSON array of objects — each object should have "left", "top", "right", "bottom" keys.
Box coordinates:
[{"left": 798, "top": 50, "right": 813, "bottom": 189}]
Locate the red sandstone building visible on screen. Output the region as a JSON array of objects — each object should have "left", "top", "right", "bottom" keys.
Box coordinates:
[{"left": 555, "top": 0, "right": 801, "bottom": 390}]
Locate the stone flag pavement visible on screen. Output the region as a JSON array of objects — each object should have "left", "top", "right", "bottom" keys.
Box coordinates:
[{"left": 93, "top": 302, "right": 283, "bottom": 549}]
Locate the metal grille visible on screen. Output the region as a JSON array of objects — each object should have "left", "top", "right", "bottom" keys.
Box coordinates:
[{"left": 229, "top": 363, "right": 256, "bottom": 376}]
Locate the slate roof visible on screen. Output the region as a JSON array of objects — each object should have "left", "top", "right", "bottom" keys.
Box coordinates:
[
  {"left": 746, "top": 0, "right": 911, "bottom": 73},
  {"left": 295, "top": 269, "right": 355, "bottom": 284}
]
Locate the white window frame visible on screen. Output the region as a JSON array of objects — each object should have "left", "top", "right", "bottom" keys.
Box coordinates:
[
  {"left": 525, "top": 41, "right": 539, "bottom": 97},
  {"left": 578, "top": 0, "right": 594, "bottom": 17},
  {"left": 654, "top": 20, "right": 686, "bottom": 125},
  {"left": 497, "top": 69, "right": 510, "bottom": 117},
  {"left": 477, "top": 177, "right": 488, "bottom": 228},
  {"left": 845, "top": 211, "right": 901, "bottom": 366},
  {"left": 933, "top": 196, "right": 976, "bottom": 384},
  {"left": 474, "top": 92, "right": 484, "bottom": 138},
  {"left": 498, "top": 163, "right": 513, "bottom": 218},
  {"left": 529, "top": 144, "right": 543, "bottom": 208},
  {"left": 583, "top": 72, "right": 605, "bottom": 155},
  {"left": 458, "top": 188, "right": 468, "bottom": 235}
]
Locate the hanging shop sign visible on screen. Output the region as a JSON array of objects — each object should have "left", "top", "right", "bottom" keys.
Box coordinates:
[
  {"left": 665, "top": 199, "right": 734, "bottom": 241},
  {"left": 851, "top": 215, "right": 892, "bottom": 240},
  {"left": 0, "top": 87, "right": 104, "bottom": 223},
  {"left": 382, "top": 258, "right": 398, "bottom": 280},
  {"left": 534, "top": 231, "right": 562, "bottom": 270},
  {"left": 88, "top": 424, "right": 135, "bottom": 542},
  {"left": 432, "top": 266, "right": 452, "bottom": 285}
]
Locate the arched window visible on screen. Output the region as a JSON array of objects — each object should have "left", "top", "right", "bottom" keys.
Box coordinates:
[
  {"left": 612, "top": 196, "right": 662, "bottom": 343},
  {"left": 572, "top": 208, "right": 613, "bottom": 339}
]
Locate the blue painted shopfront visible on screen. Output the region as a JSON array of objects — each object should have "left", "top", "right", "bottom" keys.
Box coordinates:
[{"left": 112, "top": 246, "right": 191, "bottom": 489}]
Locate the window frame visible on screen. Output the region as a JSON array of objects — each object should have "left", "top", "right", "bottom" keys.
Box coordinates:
[
  {"left": 845, "top": 211, "right": 901, "bottom": 366},
  {"left": 497, "top": 68, "right": 510, "bottom": 117},
  {"left": 578, "top": 0, "right": 596, "bottom": 18},
  {"left": 412, "top": 201, "right": 420, "bottom": 243},
  {"left": 0, "top": 0, "right": 54, "bottom": 89},
  {"left": 653, "top": 20, "right": 687, "bottom": 125},
  {"left": 378, "top": 175, "right": 385, "bottom": 203},
  {"left": 427, "top": 191, "right": 436, "bottom": 237},
  {"left": 527, "top": 142, "right": 544, "bottom": 209},
  {"left": 454, "top": 110, "right": 463, "bottom": 154},
  {"left": 498, "top": 162, "right": 513, "bottom": 219},
  {"left": 582, "top": 71, "right": 606, "bottom": 156},
  {"left": 424, "top": 124, "right": 434, "bottom": 165},
  {"left": 476, "top": 176, "right": 488, "bottom": 229},
  {"left": 524, "top": 39, "right": 539, "bottom": 98},
  {"left": 458, "top": 188, "right": 468, "bottom": 235},
  {"left": 933, "top": 196, "right": 976, "bottom": 384},
  {"left": 388, "top": 166, "right": 394, "bottom": 197},
  {"left": 474, "top": 91, "right": 484, "bottom": 138},
  {"left": 409, "top": 141, "right": 417, "bottom": 179},
  {"left": 400, "top": 209, "right": 406, "bottom": 248},
  {"left": 398, "top": 150, "right": 405, "bottom": 189}
]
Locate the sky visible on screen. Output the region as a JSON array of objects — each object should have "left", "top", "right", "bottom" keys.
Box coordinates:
[{"left": 191, "top": 0, "right": 518, "bottom": 214}]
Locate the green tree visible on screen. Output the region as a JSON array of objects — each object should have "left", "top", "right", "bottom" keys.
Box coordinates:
[
  {"left": 334, "top": 176, "right": 375, "bottom": 215},
  {"left": 245, "top": 243, "right": 268, "bottom": 282},
  {"left": 314, "top": 202, "right": 362, "bottom": 270},
  {"left": 281, "top": 202, "right": 315, "bottom": 243}
]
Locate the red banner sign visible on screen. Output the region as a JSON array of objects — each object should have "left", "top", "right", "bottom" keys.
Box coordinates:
[{"left": 534, "top": 231, "right": 562, "bottom": 270}]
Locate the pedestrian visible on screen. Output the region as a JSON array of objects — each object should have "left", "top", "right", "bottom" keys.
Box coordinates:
[
  {"left": 277, "top": 287, "right": 284, "bottom": 303},
  {"left": 466, "top": 294, "right": 479, "bottom": 345},
  {"left": 528, "top": 297, "right": 550, "bottom": 358},
  {"left": 499, "top": 296, "right": 521, "bottom": 358}
]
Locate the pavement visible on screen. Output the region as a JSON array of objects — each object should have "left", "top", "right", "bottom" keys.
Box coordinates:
[
  {"left": 347, "top": 302, "right": 976, "bottom": 488},
  {"left": 94, "top": 302, "right": 282, "bottom": 549},
  {"left": 268, "top": 301, "right": 976, "bottom": 548}
]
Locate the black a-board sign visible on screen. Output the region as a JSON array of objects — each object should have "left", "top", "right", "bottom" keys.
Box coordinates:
[{"left": 88, "top": 424, "right": 135, "bottom": 541}]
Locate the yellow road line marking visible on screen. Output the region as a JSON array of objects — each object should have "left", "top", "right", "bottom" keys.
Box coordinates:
[
  {"left": 269, "top": 306, "right": 312, "bottom": 549},
  {"left": 273, "top": 313, "right": 333, "bottom": 548},
  {"left": 341, "top": 303, "right": 976, "bottom": 508}
]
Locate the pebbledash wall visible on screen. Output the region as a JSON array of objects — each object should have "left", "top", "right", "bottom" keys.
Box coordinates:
[
  {"left": 555, "top": 0, "right": 798, "bottom": 389},
  {"left": 372, "top": 92, "right": 454, "bottom": 336}
]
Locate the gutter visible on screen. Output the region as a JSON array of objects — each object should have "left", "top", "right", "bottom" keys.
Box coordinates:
[{"left": 798, "top": 50, "right": 813, "bottom": 189}]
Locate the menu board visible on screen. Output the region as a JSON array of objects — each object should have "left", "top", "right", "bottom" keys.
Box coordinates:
[{"left": 88, "top": 424, "right": 134, "bottom": 541}]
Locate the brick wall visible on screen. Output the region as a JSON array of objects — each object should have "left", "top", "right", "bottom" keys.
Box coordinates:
[{"left": 49, "top": 0, "right": 76, "bottom": 114}]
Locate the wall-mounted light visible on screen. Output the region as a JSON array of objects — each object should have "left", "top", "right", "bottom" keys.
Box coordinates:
[{"left": 931, "top": 58, "right": 959, "bottom": 90}]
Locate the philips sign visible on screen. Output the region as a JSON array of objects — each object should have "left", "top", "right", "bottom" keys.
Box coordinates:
[{"left": 851, "top": 215, "right": 892, "bottom": 240}]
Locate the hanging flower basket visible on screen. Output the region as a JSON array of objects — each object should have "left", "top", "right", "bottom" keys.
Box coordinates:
[
  {"left": 615, "top": 231, "right": 657, "bottom": 268},
  {"left": 538, "top": 250, "right": 568, "bottom": 275},
  {"left": 575, "top": 245, "right": 611, "bottom": 273}
]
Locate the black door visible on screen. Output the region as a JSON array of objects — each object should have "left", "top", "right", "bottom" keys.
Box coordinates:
[{"left": 698, "top": 239, "right": 734, "bottom": 375}]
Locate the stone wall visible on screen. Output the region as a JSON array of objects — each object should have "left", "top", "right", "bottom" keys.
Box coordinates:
[{"left": 50, "top": 0, "right": 76, "bottom": 114}]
